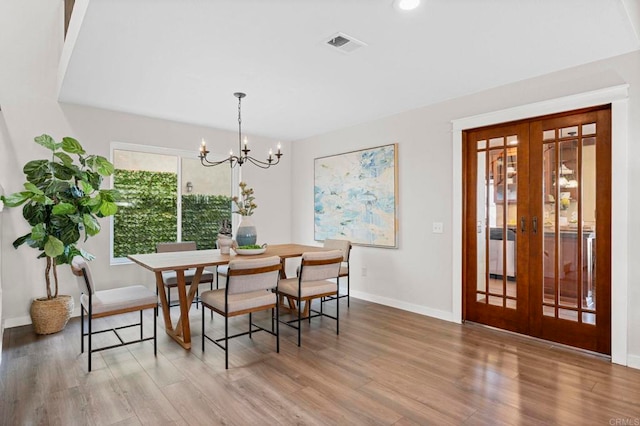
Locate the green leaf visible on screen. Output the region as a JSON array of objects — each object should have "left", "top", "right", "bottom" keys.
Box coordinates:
[
  {"left": 44, "top": 236, "right": 65, "bottom": 258},
  {"left": 1, "top": 192, "right": 31, "bottom": 207},
  {"left": 61, "top": 137, "right": 85, "bottom": 155},
  {"left": 82, "top": 195, "right": 102, "bottom": 207},
  {"left": 95, "top": 156, "right": 114, "bottom": 176},
  {"left": 43, "top": 180, "right": 70, "bottom": 197},
  {"left": 99, "top": 201, "right": 118, "bottom": 216},
  {"left": 99, "top": 189, "right": 119, "bottom": 202},
  {"left": 12, "top": 233, "right": 31, "bottom": 249},
  {"left": 80, "top": 248, "right": 95, "bottom": 261},
  {"left": 24, "top": 182, "right": 43, "bottom": 195},
  {"left": 54, "top": 152, "right": 74, "bottom": 166},
  {"left": 51, "top": 162, "right": 75, "bottom": 180},
  {"left": 31, "top": 194, "right": 54, "bottom": 205},
  {"left": 23, "top": 160, "right": 50, "bottom": 183},
  {"left": 34, "top": 134, "right": 57, "bottom": 151},
  {"left": 59, "top": 223, "right": 80, "bottom": 245},
  {"left": 31, "top": 223, "right": 46, "bottom": 242},
  {"left": 23, "top": 202, "right": 47, "bottom": 226},
  {"left": 83, "top": 214, "right": 100, "bottom": 236},
  {"left": 79, "top": 180, "right": 94, "bottom": 194},
  {"left": 52, "top": 202, "right": 76, "bottom": 215}
]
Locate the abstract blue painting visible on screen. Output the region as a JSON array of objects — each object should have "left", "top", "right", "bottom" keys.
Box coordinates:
[{"left": 314, "top": 144, "right": 398, "bottom": 248}]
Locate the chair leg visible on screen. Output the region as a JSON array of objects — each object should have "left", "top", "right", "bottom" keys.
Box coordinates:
[
  {"left": 347, "top": 273, "right": 350, "bottom": 307},
  {"left": 336, "top": 283, "right": 340, "bottom": 336},
  {"left": 88, "top": 311, "right": 92, "bottom": 372},
  {"left": 225, "top": 316, "right": 229, "bottom": 369},
  {"left": 297, "top": 296, "right": 302, "bottom": 347},
  {"left": 202, "top": 305, "right": 206, "bottom": 351},
  {"left": 140, "top": 310, "right": 143, "bottom": 340},
  {"left": 156, "top": 286, "right": 159, "bottom": 316},
  {"left": 80, "top": 306, "right": 85, "bottom": 353},
  {"left": 153, "top": 307, "right": 157, "bottom": 355},
  {"left": 275, "top": 303, "right": 280, "bottom": 353}
]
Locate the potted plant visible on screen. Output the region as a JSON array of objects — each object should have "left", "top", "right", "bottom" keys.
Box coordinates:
[{"left": 0, "top": 134, "right": 119, "bottom": 334}]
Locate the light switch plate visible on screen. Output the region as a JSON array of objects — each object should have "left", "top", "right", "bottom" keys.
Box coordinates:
[{"left": 432, "top": 222, "right": 444, "bottom": 233}]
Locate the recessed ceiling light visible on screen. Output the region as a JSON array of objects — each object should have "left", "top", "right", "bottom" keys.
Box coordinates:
[{"left": 394, "top": 0, "right": 420, "bottom": 11}]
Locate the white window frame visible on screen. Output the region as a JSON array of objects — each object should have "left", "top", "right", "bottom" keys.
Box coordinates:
[{"left": 109, "top": 141, "right": 237, "bottom": 265}]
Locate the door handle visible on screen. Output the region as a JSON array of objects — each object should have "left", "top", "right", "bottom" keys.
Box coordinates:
[
  {"left": 521, "top": 216, "right": 526, "bottom": 233},
  {"left": 532, "top": 216, "right": 538, "bottom": 234}
]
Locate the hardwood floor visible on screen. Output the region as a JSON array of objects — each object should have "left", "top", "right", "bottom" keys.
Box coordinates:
[{"left": 1, "top": 297, "right": 640, "bottom": 425}]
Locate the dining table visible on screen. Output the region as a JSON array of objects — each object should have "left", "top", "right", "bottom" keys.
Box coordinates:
[{"left": 128, "top": 243, "right": 329, "bottom": 350}]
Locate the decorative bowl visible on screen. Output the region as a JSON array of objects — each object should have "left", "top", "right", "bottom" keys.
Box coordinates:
[{"left": 234, "top": 247, "right": 267, "bottom": 256}]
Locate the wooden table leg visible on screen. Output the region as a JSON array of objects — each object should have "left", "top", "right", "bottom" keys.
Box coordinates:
[
  {"left": 174, "top": 267, "right": 203, "bottom": 344},
  {"left": 155, "top": 271, "right": 173, "bottom": 333},
  {"left": 157, "top": 267, "right": 204, "bottom": 350}
]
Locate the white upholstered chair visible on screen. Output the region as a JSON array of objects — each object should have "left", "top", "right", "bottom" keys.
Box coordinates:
[
  {"left": 200, "top": 256, "right": 281, "bottom": 369},
  {"left": 156, "top": 241, "right": 215, "bottom": 312},
  {"left": 278, "top": 250, "right": 343, "bottom": 347},
  {"left": 71, "top": 256, "right": 157, "bottom": 372}
]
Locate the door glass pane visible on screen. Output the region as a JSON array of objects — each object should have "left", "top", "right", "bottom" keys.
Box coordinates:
[
  {"left": 489, "top": 137, "right": 504, "bottom": 148},
  {"left": 560, "top": 126, "right": 578, "bottom": 138},
  {"left": 582, "top": 123, "right": 596, "bottom": 135},
  {"left": 476, "top": 151, "right": 487, "bottom": 298},
  {"left": 582, "top": 312, "right": 596, "bottom": 325},
  {"left": 558, "top": 139, "right": 578, "bottom": 313},
  {"left": 582, "top": 137, "right": 597, "bottom": 313},
  {"left": 486, "top": 139, "right": 517, "bottom": 310},
  {"left": 543, "top": 305, "right": 555, "bottom": 317},
  {"left": 559, "top": 308, "right": 578, "bottom": 322},
  {"left": 489, "top": 296, "right": 503, "bottom": 307},
  {"left": 542, "top": 143, "right": 556, "bottom": 305}
]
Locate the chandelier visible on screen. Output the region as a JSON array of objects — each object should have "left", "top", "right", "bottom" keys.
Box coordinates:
[{"left": 199, "top": 92, "right": 283, "bottom": 169}]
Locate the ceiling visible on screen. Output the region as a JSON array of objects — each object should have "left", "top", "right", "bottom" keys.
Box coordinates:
[{"left": 59, "top": 0, "right": 640, "bottom": 142}]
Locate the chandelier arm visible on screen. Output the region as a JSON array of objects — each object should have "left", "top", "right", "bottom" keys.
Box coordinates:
[
  {"left": 200, "top": 155, "right": 239, "bottom": 168},
  {"left": 243, "top": 156, "right": 275, "bottom": 169}
]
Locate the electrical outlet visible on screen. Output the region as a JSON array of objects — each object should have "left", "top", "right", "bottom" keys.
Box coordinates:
[
  {"left": 361, "top": 266, "right": 367, "bottom": 277},
  {"left": 432, "top": 222, "right": 444, "bottom": 233}
]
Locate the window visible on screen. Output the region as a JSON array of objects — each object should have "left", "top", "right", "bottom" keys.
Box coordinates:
[{"left": 111, "top": 143, "right": 232, "bottom": 263}]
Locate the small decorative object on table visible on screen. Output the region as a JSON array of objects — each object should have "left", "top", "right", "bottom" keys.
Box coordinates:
[
  {"left": 235, "top": 244, "right": 267, "bottom": 255},
  {"left": 217, "top": 219, "right": 233, "bottom": 254},
  {"left": 233, "top": 181, "right": 258, "bottom": 246}
]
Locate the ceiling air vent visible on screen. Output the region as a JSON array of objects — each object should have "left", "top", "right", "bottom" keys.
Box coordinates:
[{"left": 325, "top": 32, "right": 367, "bottom": 54}]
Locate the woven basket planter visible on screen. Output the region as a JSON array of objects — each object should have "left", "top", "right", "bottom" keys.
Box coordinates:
[{"left": 30, "top": 295, "right": 74, "bottom": 335}]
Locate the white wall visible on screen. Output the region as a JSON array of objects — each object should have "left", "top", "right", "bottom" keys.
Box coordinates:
[
  {"left": 0, "top": 1, "right": 291, "bottom": 326},
  {"left": 291, "top": 51, "right": 640, "bottom": 365}
]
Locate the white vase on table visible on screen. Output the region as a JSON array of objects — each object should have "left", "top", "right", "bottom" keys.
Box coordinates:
[{"left": 236, "top": 216, "right": 257, "bottom": 246}]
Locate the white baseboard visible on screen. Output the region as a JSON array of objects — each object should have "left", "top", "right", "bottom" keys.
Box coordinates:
[
  {"left": 350, "top": 290, "right": 454, "bottom": 323},
  {"left": 627, "top": 354, "right": 640, "bottom": 370},
  {"left": 4, "top": 307, "right": 83, "bottom": 329}
]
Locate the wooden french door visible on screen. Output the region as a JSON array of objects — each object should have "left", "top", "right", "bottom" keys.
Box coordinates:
[{"left": 463, "top": 106, "right": 611, "bottom": 354}]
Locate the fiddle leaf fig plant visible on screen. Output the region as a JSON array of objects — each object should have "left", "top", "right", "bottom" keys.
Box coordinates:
[{"left": 0, "top": 134, "right": 119, "bottom": 299}]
